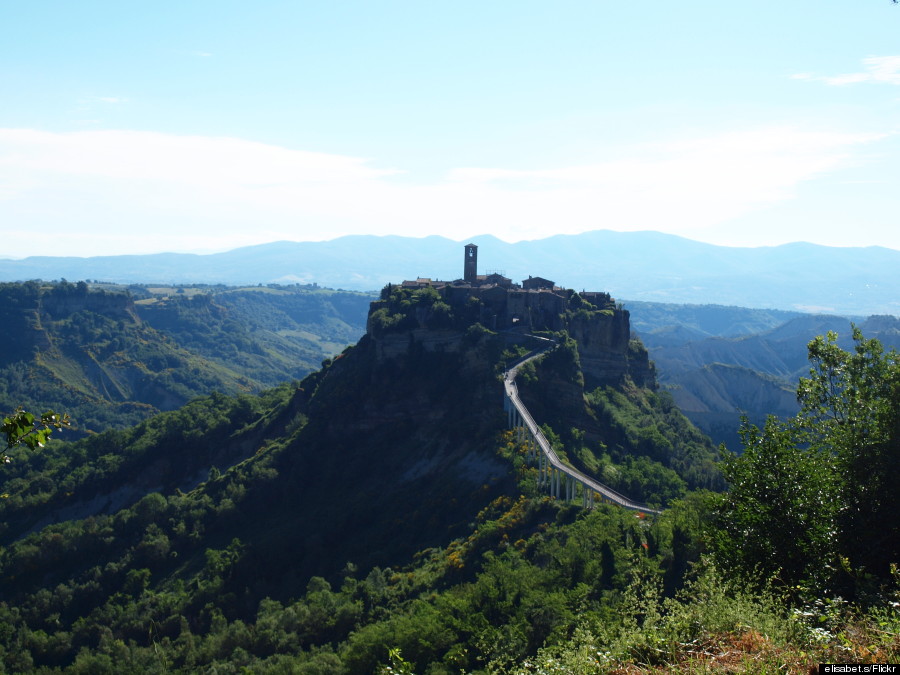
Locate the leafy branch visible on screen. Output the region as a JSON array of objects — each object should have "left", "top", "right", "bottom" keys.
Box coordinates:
[{"left": 2, "top": 408, "right": 71, "bottom": 461}]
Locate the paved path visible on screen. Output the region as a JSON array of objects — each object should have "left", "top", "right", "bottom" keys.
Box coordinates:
[{"left": 503, "top": 338, "right": 662, "bottom": 515}]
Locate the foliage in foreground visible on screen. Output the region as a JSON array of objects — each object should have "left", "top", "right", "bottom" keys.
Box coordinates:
[
  {"left": 0, "top": 482, "right": 707, "bottom": 673},
  {"left": 509, "top": 559, "right": 900, "bottom": 674},
  {"left": 710, "top": 328, "right": 900, "bottom": 600},
  {"left": 0, "top": 324, "right": 897, "bottom": 672},
  {"left": 2, "top": 407, "right": 70, "bottom": 461}
]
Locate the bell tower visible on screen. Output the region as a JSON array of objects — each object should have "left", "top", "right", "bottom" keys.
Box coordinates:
[{"left": 464, "top": 243, "right": 478, "bottom": 283}]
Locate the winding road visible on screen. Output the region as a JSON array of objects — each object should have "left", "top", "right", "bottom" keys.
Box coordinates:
[{"left": 503, "top": 337, "right": 662, "bottom": 515}]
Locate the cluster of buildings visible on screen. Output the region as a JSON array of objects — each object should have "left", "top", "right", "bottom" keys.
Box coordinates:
[{"left": 390, "top": 244, "right": 614, "bottom": 332}]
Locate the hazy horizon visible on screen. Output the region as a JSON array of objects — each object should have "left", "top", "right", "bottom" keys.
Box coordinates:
[{"left": 4, "top": 228, "right": 900, "bottom": 263}]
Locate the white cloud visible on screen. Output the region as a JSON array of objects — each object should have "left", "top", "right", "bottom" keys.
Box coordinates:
[
  {"left": 792, "top": 55, "right": 900, "bottom": 86},
  {"left": 0, "top": 126, "right": 887, "bottom": 257},
  {"left": 443, "top": 127, "right": 883, "bottom": 237}
]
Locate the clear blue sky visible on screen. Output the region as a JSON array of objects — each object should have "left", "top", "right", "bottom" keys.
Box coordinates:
[{"left": 2, "top": 0, "right": 899, "bottom": 258}]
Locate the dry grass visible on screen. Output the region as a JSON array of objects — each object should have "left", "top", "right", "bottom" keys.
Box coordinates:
[
  {"left": 607, "top": 629, "right": 814, "bottom": 674},
  {"left": 603, "top": 619, "right": 900, "bottom": 674}
]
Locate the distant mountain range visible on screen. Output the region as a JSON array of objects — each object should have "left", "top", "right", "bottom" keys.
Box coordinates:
[{"left": 2, "top": 230, "right": 898, "bottom": 315}]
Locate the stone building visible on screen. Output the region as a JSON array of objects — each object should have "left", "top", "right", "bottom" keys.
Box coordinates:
[
  {"left": 371, "top": 244, "right": 653, "bottom": 387},
  {"left": 386, "top": 244, "right": 617, "bottom": 333}
]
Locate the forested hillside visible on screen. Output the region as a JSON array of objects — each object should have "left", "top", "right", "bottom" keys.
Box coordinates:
[
  {"left": 1, "top": 286, "right": 897, "bottom": 672},
  {"left": 0, "top": 281, "right": 371, "bottom": 434},
  {"left": 0, "top": 283, "right": 730, "bottom": 672}
]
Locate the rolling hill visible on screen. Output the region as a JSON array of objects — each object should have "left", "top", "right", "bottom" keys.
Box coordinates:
[
  {"left": 0, "top": 281, "right": 372, "bottom": 434},
  {"left": 631, "top": 304, "right": 900, "bottom": 448}
]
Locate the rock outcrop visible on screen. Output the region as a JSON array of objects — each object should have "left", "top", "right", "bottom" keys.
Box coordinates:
[{"left": 368, "top": 283, "right": 655, "bottom": 390}]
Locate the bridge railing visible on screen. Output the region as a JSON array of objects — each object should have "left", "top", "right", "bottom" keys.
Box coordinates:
[{"left": 503, "top": 338, "right": 661, "bottom": 515}]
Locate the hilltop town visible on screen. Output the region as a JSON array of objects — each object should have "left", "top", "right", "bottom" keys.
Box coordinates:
[{"left": 368, "top": 243, "right": 654, "bottom": 387}]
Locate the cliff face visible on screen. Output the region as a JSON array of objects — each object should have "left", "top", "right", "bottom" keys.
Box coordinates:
[
  {"left": 41, "top": 285, "right": 136, "bottom": 321},
  {"left": 566, "top": 308, "right": 654, "bottom": 387},
  {"left": 368, "top": 283, "right": 654, "bottom": 389},
  {"left": 371, "top": 328, "right": 464, "bottom": 361}
]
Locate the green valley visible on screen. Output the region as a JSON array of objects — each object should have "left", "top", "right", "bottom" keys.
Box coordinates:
[
  {"left": 0, "top": 268, "right": 897, "bottom": 673},
  {"left": 0, "top": 281, "right": 372, "bottom": 435}
]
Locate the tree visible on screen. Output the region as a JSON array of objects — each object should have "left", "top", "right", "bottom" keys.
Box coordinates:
[
  {"left": 711, "top": 416, "right": 838, "bottom": 596},
  {"left": 797, "top": 328, "right": 900, "bottom": 585},
  {"left": 711, "top": 329, "right": 899, "bottom": 598},
  {"left": 2, "top": 408, "right": 70, "bottom": 462}
]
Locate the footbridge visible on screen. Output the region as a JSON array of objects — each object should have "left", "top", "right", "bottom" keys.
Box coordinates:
[{"left": 503, "top": 337, "right": 662, "bottom": 515}]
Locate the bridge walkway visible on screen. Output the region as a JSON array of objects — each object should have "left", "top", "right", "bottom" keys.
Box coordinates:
[{"left": 502, "top": 336, "right": 662, "bottom": 515}]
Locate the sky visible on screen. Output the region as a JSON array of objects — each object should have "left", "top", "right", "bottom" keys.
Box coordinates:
[{"left": 1, "top": 0, "right": 899, "bottom": 259}]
